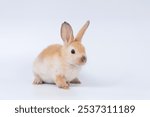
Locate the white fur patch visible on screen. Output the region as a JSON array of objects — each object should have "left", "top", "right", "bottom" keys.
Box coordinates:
[{"left": 33, "top": 56, "right": 81, "bottom": 83}]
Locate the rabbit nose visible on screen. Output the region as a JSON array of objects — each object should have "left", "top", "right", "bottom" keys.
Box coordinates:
[{"left": 81, "top": 56, "right": 87, "bottom": 63}]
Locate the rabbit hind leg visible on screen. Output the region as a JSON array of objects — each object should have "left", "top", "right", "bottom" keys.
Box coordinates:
[{"left": 70, "top": 78, "right": 81, "bottom": 84}]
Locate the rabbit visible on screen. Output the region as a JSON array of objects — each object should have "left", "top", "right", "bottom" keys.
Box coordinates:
[{"left": 33, "top": 21, "right": 90, "bottom": 89}]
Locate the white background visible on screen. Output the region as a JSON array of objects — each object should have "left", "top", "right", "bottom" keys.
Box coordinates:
[{"left": 0, "top": 0, "right": 150, "bottom": 99}]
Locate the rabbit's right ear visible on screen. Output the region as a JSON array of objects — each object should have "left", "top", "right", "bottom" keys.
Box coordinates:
[{"left": 61, "top": 22, "right": 74, "bottom": 45}]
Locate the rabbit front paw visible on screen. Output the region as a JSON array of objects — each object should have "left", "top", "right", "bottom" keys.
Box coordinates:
[{"left": 55, "top": 75, "right": 69, "bottom": 89}]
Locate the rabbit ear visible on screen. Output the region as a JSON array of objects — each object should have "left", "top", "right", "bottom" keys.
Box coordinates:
[
  {"left": 61, "top": 22, "right": 74, "bottom": 45},
  {"left": 75, "top": 20, "right": 90, "bottom": 42}
]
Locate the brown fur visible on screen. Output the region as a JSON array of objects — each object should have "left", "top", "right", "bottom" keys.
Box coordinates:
[
  {"left": 71, "top": 41, "right": 85, "bottom": 54},
  {"left": 38, "top": 44, "right": 62, "bottom": 60},
  {"left": 55, "top": 75, "right": 69, "bottom": 89},
  {"left": 76, "top": 21, "right": 90, "bottom": 41}
]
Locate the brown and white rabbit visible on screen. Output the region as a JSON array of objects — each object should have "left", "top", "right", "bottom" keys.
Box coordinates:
[{"left": 33, "top": 21, "right": 90, "bottom": 89}]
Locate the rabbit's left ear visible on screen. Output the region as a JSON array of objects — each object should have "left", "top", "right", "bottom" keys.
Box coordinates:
[
  {"left": 75, "top": 20, "right": 90, "bottom": 42},
  {"left": 61, "top": 22, "right": 74, "bottom": 45}
]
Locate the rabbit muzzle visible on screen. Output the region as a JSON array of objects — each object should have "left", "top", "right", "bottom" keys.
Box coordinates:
[{"left": 80, "top": 55, "right": 87, "bottom": 64}]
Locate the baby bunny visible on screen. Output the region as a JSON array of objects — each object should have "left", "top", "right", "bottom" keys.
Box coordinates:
[{"left": 33, "top": 21, "right": 90, "bottom": 89}]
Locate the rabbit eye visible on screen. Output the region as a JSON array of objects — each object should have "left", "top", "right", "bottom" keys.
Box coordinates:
[{"left": 71, "top": 49, "right": 75, "bottom": 54}]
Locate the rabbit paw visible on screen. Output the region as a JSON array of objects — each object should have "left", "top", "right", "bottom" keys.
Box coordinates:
[
  {"left": 33, "top": 74, "right": 43, "bottom": 84},
  {"left": 55, "top": 75, "right": 69, "bottom": 89}
]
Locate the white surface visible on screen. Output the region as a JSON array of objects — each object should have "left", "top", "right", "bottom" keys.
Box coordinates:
[{"left": 0, "top": 0, "right": 150, "bottom": 99}]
